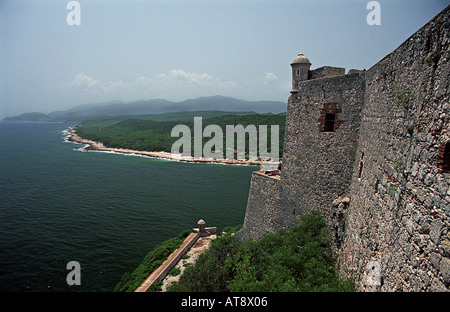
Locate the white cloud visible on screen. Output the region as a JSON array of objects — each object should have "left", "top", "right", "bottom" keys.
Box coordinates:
[
  {"left": 71, "top": 72, "right": 102, "bottom": 88},
  {"left": 265, "top": 72, "right": 278, "bottom": 80},
  {"left": 158, "top": 69, "right": 214, "bottom": 83},
  {"left": 250, "top": 72, "right": 279, "bottom": 86},
  {"left": 71, "top": 72, "right": 129, "bottom": 94},
  {"left": 69, "top": 69, "right": 238, "bottom": 102}
]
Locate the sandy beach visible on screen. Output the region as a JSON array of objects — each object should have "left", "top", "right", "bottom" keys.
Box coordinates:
[{"left": 67, "top": 128, "right": 276, "bottom": 166}]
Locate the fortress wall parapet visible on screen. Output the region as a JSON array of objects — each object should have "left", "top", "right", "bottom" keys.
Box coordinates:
[{"left": 308, "top": 66, "right": 346, "bottom": 80}]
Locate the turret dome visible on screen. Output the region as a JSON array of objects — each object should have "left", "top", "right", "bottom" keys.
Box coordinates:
[{"left": 291, "top": 53, "right": 311, "bottom": 65}]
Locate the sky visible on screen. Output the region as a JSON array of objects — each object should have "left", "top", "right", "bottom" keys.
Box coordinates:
[{"left": 0, "top": 0, "right": 448, "bottom": 118}]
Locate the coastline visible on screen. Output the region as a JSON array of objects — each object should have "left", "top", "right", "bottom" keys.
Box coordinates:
[{"left": 66, "top": 128, "right": 275, "bottom": 166}]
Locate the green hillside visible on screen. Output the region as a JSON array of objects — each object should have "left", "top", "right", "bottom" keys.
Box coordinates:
[
  {"left": 115, "top": 211, "right": 355, "bottom": 292},
  {"left": 167, "top": 211, "right": 355, "bottom": 292},
  {"left": 76, "top": 111, "right": 286, "bottom": 160}
]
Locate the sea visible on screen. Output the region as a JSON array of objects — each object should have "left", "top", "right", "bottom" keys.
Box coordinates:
[{"left": 0, "top": 121, "right": 256, "bottom": 292}]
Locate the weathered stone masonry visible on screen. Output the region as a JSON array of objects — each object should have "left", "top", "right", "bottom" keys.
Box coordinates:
[
  {"left": 339, "top": 6, "right": 450, "bottom": 291},
  {"left": 236, "top": 172, "right": 280, "bottom": 240},
  {"left": 236, "top": 6, "right": 449, "bottom": 292},
  {"left": 277, "top": 72, "right": 365, "bottom": 233}
]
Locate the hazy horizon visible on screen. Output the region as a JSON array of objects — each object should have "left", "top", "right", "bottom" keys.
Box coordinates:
[{"left": 1, "top": 0, "right": 448, "bottom": 119}]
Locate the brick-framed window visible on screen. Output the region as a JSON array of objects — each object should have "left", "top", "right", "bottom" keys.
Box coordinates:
[
  {"left": 436, "top": 141, "right": 450, "bottom": 173},
  {"left": 318, "top": 102, "right": 343, "bottom": 132}
]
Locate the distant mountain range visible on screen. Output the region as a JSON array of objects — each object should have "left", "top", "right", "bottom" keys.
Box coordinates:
[{"left": 2, "top": 96, "right": 287, "bottom": 122}]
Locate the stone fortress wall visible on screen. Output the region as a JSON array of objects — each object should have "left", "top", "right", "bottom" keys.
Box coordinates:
[
  {"left": 277, "top": 72, "right": 366, "bottom": 232},
  {"left": 236, "top": 5, "right": 449, "bottom": 291},
  {"left": 339, "top": 6, "right": 450, "bottom": 291}
]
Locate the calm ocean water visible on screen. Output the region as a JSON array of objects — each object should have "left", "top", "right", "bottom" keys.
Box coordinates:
[{"left": 0, "top": 122, "right": 255, "bottom": 292}]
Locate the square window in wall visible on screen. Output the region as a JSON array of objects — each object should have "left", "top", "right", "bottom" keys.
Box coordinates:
[{"left": 318, "top": 102, "right": 343, "bottom": 132}]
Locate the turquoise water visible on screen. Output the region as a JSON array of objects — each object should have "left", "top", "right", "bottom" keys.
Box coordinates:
[{"left": 0, "top": 122, "right": 255, "bottom": 291}]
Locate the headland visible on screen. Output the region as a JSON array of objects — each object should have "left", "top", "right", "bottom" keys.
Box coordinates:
[{"left": 67, "top": 128, "right": 270, "bottom": 166}]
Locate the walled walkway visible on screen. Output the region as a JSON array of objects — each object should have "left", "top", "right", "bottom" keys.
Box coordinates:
[
  {"left": 254, "top": 170, "right": 281, "bottom": 180},
  {"left": 160, "top": 234, "right": 217, "bottom": 291},
  {"left": 134, "top": 232, "right": 200, "bottom": 292}
]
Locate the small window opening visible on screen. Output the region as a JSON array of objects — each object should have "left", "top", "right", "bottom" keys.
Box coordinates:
[
  {"left": 358, "top": 161, "right": 364, "bottom": 179},
  {"left": 296, "top": 70, "right": 300, "bottom": 76},
  {"left": 437, "top": 142, "right": 450, "bottom": 173},
  {"left": 444, "top": 143, "right": 450, "bottom": 166},
  {"left": 324, "top": 113, "right": 335, "bottom": 132},
  {"left": 358, "top": 151, "right": 364, "bottom": 178},
  {"left": 318, "top": 102, "right": 342, "bottom": 132}
]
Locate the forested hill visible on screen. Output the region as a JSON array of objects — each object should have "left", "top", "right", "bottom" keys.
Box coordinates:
[
  {"left": 76, "top": 111, "right": 286, "bottom": 160},
  {"left": 2, "top": 96, "right": 286, "bottom": 122}
]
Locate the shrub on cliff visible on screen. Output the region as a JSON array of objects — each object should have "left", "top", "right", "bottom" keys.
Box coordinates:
[
  {"left": 168, "top": 211, "right": 355, "bottom": 292},
  {"left": 114, "top": 229, "right": 192, "bottom": 292}
]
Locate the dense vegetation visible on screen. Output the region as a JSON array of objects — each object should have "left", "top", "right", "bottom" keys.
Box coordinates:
[
  {"left": 114, "top": 230, "right": 192, "bottom": 292},
  {"left": 167, "top": 211, "right": 355, "bottom": 292},
  {"left": 76, "top": 111, "right": 286, "bottom": 160}
]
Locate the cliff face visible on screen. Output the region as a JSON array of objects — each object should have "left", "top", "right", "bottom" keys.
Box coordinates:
[{"left": 236, "top": 5, "right": 450, "bottom": 291}]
